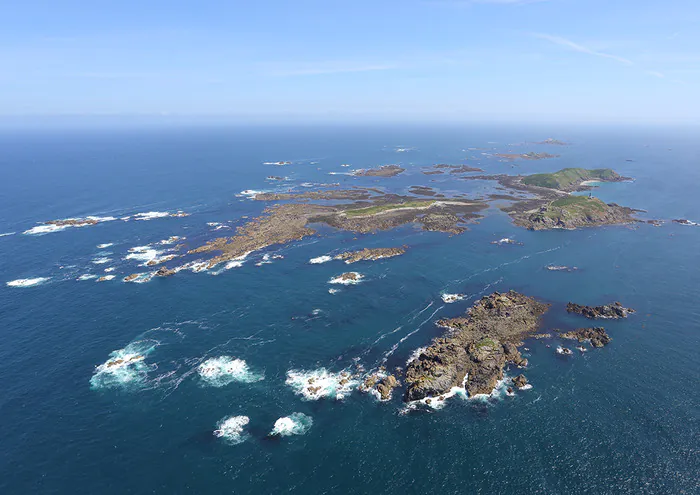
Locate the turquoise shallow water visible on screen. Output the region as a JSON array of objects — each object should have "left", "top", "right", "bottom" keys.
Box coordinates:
[{"left": 0, "top": 124, "right": 698, "bottom": 494}]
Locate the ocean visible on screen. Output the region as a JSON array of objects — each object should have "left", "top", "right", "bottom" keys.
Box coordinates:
[{"left": 0, "top": 123, "right": 697, "bottom": 494}]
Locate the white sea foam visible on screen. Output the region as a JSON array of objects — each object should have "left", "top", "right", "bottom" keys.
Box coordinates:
[
  {"left": 23, "top": 216, "right": 116, "bottom": 235},
  {"left": 519, "top": 384, "right": 533, "bottom": 390},
  {"left": 328, "top": 288, "right": 340, "bottom": 294},
  {"left": 441, "top": 293, "right": 465, "bottom": 303},
  {"left": 157, "top": 236, "right": 184, "bottom": 245},
  {"left": 269, "top": 413, "right": 313, "bottom": 437},
  {"left": 285, "top": 368, "right": 359, "bottom": 401},
  {"left": 92, "top": 257, "right": 112, "bottom": 265},
  {"left": 125, "top": 247, "right": 162, "bottom": 265},
  {"left": 0, "top": 232, "right": 16, "bottom": 237},
  {"left": 90, "top": 340, "right": 157, "bottom": 389},
  {"left": 123, "top": 273, "right": 154, "bottom": 284},
  {"left": 6, "top": 277, "right": 50, "bottom": 288},
  {"left": 213, "top": 415, "right": 250, "bottom": 444},
  {"left": 104, "top": 267, "right": 115, "bottom": 273},
  {"left": 406, "top": 346, "right": 427, "bottom": 365},
  {"left": 77, "top": 274, "right": 98, "bottom": 281},
  {"left": 239, "top": 190, "right": 264, "bottom": 198},
  {"left": 133, "top": 211, "right": 171, "bottom": 221},
  {"left": 198, "top": 357, "right": 263, "bottom": 387},
  {"left": 329, "top": 272, "right": 363, "bottom": 285},
  {"left": 23, "top": 224, "right": 69, "bottom": 235},
  {"left": 97, "top": 243, "right": 114, "bottom": 249},
  {"left": 97, "top": 275, "right": 116, "bottom": 282},
  {"left": 309, "top": 255, "right": 333, "bottom": 264}
]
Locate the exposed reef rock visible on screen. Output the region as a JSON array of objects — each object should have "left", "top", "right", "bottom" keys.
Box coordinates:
[
  {"left": 409, "top": 186, "right": 437, "bottom": 196},
  {"left": 334, "top": 247, "right": 406, "bottom": 264},
  {"left": 512, "top": 374, "right": 528, "bottom": 389},
  {"left": 433, "top": 164, "right": 484, "bottom": 173},
  {"left": 511, "top": 196, "right": 636, "bottom": 231},
  {"left": 155, "top": 266, "right": 176, "bottom": 277},
  {"left": 46, "top": 218, "right": 100, "bottom": 227},
  {"left": 672, "top": 219, "right": 698, "bottom": 226},
  {"left": 404, "top": 291, "right": 549, "bottom": 401},
  {"left": 559, "top": 327, "right": 611, "bottom": 347},
  {"left": 362, "top": 373, "right": 401, "bottom": 400},
  {"left": 353, "top": 165, "right": 405, "bottom": 177},
  {"left": 566, "top": 302, "right": 635, "bottom": 319}
]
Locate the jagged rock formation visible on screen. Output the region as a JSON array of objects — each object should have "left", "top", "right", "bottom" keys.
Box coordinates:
[
  {"left": 404, "top": 291, "right": 549, "bottom": 401},
  {"left": 566, "top": 301, "right": 635, "bottom": 319}
]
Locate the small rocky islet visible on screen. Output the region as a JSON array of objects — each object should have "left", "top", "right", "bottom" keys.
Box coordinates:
[{"left": 566, "top": 301, "right": 635, "bottom": 319}]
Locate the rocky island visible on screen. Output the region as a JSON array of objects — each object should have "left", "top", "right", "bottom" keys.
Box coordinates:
[
  {"left": 334, "top": 247, "right": 406, "bottom": 264},
  {"left": 536, "top": 138, "right": 570, "bottom": 146},
  {"left": 511, "top": 196, "right": 637, "bottom": 231},
  {"left": 566, "top": 301, "right": 635, "bottom": 319},
  {"left": 496, "top": 152, "right": 559, "bottom": 161},
  {"left": 521, "top": 168, "right": 630, "bottom": 192},
  {"left": 404, "top": 291, "right": 549, "bottom": 401},
  {"left": 353, "top": 165, "right": 405, "bottom": 177},
  {"left": 559, "top": 327, "right": 612, "bottom": 347}
]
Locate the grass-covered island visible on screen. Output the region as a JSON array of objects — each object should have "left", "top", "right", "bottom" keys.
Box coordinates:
[
  {"left": 511, "top": 195, "right": 636, "bottom": 230},
  {"left": 521, "top": 168, "right": 629, "bottom": 192}
]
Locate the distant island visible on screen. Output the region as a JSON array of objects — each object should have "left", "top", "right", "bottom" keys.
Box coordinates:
[
  {"left": 496, "top": 152, "right": 559, "bottom": 161},
  {"left": 536, "top": 138, "right": 570, "bottom": 146},
  {"left": 353, "top": 165, "right": 405, "bottom": 177},
  {"left": 521, "top": 168, "right": 630, "bottom": 192}
]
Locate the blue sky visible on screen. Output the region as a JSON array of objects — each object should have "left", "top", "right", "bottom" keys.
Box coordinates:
[{"left": 1, "top": 0, "right": 699, "bottom": 123}]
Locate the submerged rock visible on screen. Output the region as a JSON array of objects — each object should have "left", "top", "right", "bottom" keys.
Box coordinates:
[{"left": 566, "top": 301, "right": 635, "bottom": 319}]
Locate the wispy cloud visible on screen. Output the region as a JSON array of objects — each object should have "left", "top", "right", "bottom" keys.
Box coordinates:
[
  {"left": 264, "top": 63, "right": 398, "bottom": 77},
  {"left": 646, "top": 70, "right": 665, "bottom": 79},
  {"left": 426, "top": 0, "right": 550, "bottom": 5},
  {"left": 532, "top": 33, "right": 634, "bottom": 65}
]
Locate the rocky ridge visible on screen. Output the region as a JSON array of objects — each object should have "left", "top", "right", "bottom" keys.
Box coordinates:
[{"left": 404, "top": 291, "right": 549, "bottom": 401}]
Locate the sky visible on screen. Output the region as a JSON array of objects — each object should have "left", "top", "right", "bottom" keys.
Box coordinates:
[{"left": 1, "top": 0, "right": 699, "bottom": 123}]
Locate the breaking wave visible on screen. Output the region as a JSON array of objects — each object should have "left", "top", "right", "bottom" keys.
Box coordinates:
[
  {"left": 197, "top": 357, "right": 264, "bottom": 387},
  {"left": 309, "top": 255, "right": 333, "bottom": 264},
  {"left": 90, "top": 340, "right": 158, "bottom": 390},
  {"left": 213, "top": 415, "right": 250, "bottom": 445},
  {"left": 269, "top": 413, "right": 313, "bottom": 437},
  {"left": 6, "top": 277, "right": 50, "bottom": 288},
  {"left": 285, "top": 368, "right": 359, "bottom": 400}
]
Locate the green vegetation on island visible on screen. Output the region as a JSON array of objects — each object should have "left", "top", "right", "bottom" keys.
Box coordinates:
[
  {"left": 522, "top": 168, "right": 626, "bottom": 191},
  {"left": 513, "top": 196, "right": 636, "bottom": 230}
]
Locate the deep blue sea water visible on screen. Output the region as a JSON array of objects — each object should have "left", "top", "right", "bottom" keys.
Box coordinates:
[{"left": 0, "top": 124, "right": 698, "bottom": 494}]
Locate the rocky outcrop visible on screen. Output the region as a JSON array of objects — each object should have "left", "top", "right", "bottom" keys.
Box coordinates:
[
  {"left": 155, "top": 266, "right": 176, "bottom": 277},
  {"left": 361, "top": 372, "right": 401, "bottom": 400},
  {"left": 334, "top": 247, "right": 406, "bottom": 264},
  {"left": 353, "top": 165, "right": 405, "bottom": 177},
  {"left": 512, "top": 197, "right": 637, "bottom": 231},
  {"left": 512, "top": 374, "right": 528, "bottom": 388},
  {"left": 559, "top": 327, "right": 611, "bottom": 347},
  {"left": 566, "top": 301, "right": 635, "bottom": 319},
  {"left": 404, "top": 291, "right": 549, "bottom": 401},
  {"left": 123, "top": 274, "right": 139, "bottom": 282}
]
